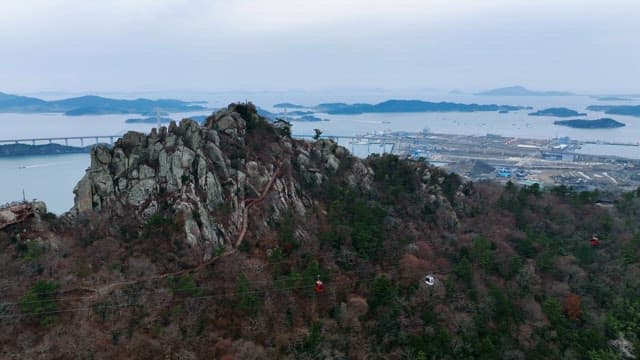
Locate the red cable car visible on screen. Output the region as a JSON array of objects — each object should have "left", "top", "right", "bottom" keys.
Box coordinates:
[
  {"left": 315, "top": 275, "right": 324, "bottom": 294},
  {"left": 591, "top": 235, "right": 600, "bottom": 247}
]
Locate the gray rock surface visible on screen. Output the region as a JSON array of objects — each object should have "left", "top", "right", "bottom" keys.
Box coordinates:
[{"left": 72, "top": 103, "right": 364, "bottom": 261}]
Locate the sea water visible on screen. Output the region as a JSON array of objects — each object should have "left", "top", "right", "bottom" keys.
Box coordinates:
[{"left": 0, "top": 153, "right": 90, "bottom": 214}]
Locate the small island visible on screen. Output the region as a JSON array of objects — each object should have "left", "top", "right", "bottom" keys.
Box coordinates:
[
  {"left": 290, "top": 115, "right": 328, "bottom": 122},
  {"left": 273, "top": 102, "right": 307, "bottom": 109},
  {"left": 312, "top": 99, "right": 529, "bottom": 115},
  {"left": 0, "top": 91, "right": 207, "bottom": 115},
  {"left": 529, "top": 107, "right": 586, "bottom": 117},
  {"left": 476, "top": 85, "right": 575, "bottom": 96},
  {"left": 0, "top": 143, "right": 91, "bottom": 157},
  {"left": 281, "top": 110, "right": 314, "bottom": 116},
  {"left": 553, "top": 118, "right": 625, "bottom": 129},
  {"left": 587, "top": 105, "right": 640, "bottom": 117},
  {"left": 596, "top": 96, "right": 631, "bottom": 101}
]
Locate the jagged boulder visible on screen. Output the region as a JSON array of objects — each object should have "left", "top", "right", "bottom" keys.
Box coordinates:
[
  {"left": 205, "top": 103, "right": 249, "bottom": 140},
  {"left": 75, "top": 119, "right": 231, "bottom": 250}
]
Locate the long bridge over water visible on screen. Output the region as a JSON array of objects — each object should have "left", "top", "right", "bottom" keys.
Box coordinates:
[
  {"left": 0, "top": 134, "right": 400, "bottom": 157},
  {"left": 3, "top": 132, "right": 640, "bottom": 162},
  {"left": 0, "top": 135, "right": 119, "bottom": 146}
]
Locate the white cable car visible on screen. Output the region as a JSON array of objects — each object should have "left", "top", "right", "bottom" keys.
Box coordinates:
[{"left": 424, "top": 274, "right": 436, "bottom": 286}]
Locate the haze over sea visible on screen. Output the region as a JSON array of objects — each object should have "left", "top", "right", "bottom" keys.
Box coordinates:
[{"left": 2, "top": 90, "right": 639, "bottom": 213}]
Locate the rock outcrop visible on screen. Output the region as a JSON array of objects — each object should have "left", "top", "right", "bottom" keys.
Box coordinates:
[
  {"left": 71, "top": 102, "right": 462, "bottom": 263},
  {"left": 0, "top": 201, "right": 46, "bottom": 230},
  {"left": 72, "top": 103, "right": 362, "bottom": 260}
]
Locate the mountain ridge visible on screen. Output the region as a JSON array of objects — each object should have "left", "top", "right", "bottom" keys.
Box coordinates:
[
  {"left": 313, "top": 99, "right": 529, "bottom": 114},
  {"left": 587, "top": 104, "right": 640, "bottom": 117},
  {"left": 476, "top": 85, "right": 575, "bottom": 96},
  {"left": 0, "top": 91, "right": 207, "bottom": 115}
]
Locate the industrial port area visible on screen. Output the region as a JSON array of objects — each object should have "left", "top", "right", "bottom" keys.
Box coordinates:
[{"left": 349, "top": 130, "right": 640, "bottom": 193}]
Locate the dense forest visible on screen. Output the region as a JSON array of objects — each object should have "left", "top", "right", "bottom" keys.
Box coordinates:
[{"left": 1, "top": 105, "right": 639, "bottom": 359}]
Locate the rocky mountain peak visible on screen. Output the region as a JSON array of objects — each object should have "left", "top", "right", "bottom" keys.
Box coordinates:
[
  {"left": 72, "top": 103, "right": 369, "bottom": 261},
  {"left": 204, "top": 102, "right": 251, "bottom": 139}
]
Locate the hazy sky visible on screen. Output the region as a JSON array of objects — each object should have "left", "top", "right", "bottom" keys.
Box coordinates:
[{"left": 1, "top": 0, "right": 638, "bottom": 94}]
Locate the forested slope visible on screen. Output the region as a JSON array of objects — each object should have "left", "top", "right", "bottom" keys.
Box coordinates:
[{"left": 0, "top": 104, "right": 638, "bottom": 359}]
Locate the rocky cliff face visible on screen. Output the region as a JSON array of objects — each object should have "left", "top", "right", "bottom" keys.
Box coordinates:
[{"left": 72, "top": 103, "right": 382, "bottom": 260}]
